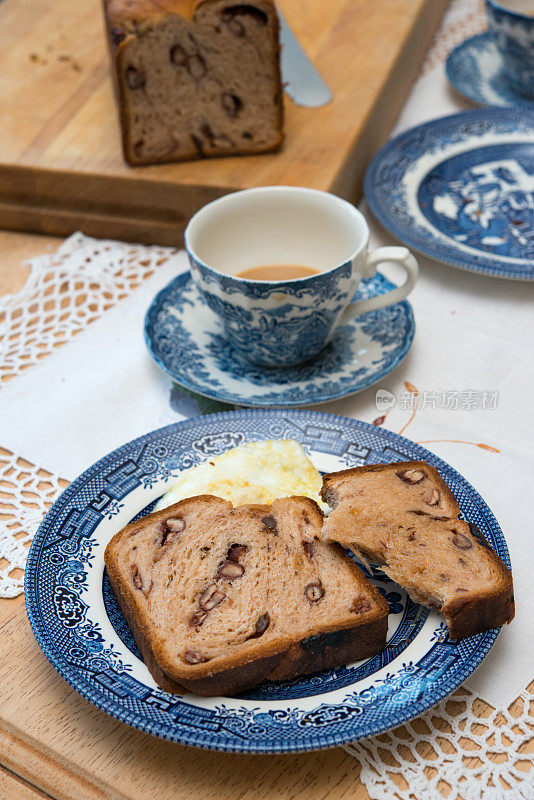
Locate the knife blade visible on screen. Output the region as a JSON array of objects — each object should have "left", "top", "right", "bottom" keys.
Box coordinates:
[{"left": 278, "top": 11, "right": 332, "bottom": 108}]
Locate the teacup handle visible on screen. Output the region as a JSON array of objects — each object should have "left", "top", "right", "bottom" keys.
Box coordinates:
[{"left": 340, "top": 246, "right": 418, "bottom": 323}]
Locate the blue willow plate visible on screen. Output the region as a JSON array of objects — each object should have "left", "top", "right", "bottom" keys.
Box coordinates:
[
  {"left": 25, "top": 410, "right": 510, "bottom": 753},
  {"left": 364, "top": 108, "right": 534, "bottom": 280},
  {"left": 144, "top": 272, "right": 414, "bottom": 407},
  {"left": 446, "top": 33, "right": 534, "bottom": 109}
]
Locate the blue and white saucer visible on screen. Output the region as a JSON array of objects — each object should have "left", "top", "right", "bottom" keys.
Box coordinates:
[
  {"left": 144, "top": 272, "right": 414, "bottom": 407},
  {"left": 25, "top": 410, "right": 510, "bottom": 752},
  {"left": 446, "top": 33, "right": 534, "bottom": 108},
  {"left": 364, "top": 108, "right": 534, "bottom": 280}
]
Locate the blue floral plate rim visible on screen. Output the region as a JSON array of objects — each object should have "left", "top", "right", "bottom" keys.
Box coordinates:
[
  {"left": 364, "top": 107, "right": 534, "bottom": 280},
  {"left": 25, "top": 410, "right": 508, "bottom": 753},
  {"left": 143, "top": 271, "right": 415, "bottom": 408},
  {"left": 446, "top": 32, "right": 534, "bottom": 109}
]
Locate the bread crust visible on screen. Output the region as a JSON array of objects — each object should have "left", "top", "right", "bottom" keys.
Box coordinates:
[
  {"left": 269, "top": 609, "right": 388, "bottom": 681},
  {"left": 321, "top": 463, "right": 515, "bottom": 640},
  {"left": 444, "top": 588, "right": 515, "bottom": 640},
  {"left": 105, "top": 494, "right": 389, "bottom": 695},
  {"left": 102, "top": 0, "right": 284, "bottom": 166},
  {"left": 106, "top": 0, "right": 202, "bottom": 29},
  {"left": 265, "top": 532, "right": 389, "bottom": 681}
]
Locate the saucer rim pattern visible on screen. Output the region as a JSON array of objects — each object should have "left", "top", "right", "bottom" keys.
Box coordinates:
[
  {"left": 364, "top": 107, "right": 534, "bottom": 281},
  {"left": 446, "top": 32, "right": 534, "bottom": 108},
  {"left": 144, "top": 271, "right": 415, "bottom": 408}
]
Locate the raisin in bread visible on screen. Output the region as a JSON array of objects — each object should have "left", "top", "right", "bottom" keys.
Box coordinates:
[
  {"left": 103, "top": 0, "right": 283, "bottom": 165},
  {"left": 321, "top": 462, "right": 514, "bottom": 640},
  {"left": 104, "top": 495, "right": 388, "bottom": 695}
]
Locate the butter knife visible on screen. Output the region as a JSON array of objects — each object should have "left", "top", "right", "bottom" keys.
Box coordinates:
[{"left": 278, "top": 10, "right": 332, "bottom": 108}]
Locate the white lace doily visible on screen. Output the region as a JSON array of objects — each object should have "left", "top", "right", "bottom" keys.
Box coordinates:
[
  {"left": 346, "top": 686, "right": 534, "bottom": 800},
  {"left": 0, "top": 231, "right": 175, "bottom": 384},
  {"left": 0, "top": 447, "right": 66, "bottom": 597}
]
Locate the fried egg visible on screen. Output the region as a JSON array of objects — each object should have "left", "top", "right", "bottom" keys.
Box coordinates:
[{"left": 154, "top": 439, "right": 325, "bottom": 511}]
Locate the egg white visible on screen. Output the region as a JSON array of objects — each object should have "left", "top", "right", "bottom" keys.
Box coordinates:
[{"left": 153, "top": 439, "right": 326, "bottom": 511}]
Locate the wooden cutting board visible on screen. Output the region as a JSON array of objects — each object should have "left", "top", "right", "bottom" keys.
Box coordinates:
[{"left": 0, "top": 0, "right": 447, "bottom": 246}]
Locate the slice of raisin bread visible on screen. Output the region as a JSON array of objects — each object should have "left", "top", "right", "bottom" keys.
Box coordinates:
[
  {"left": 105, "top": 495, "right": 388, "bottom": 695},
  {"left": 321, "top": 462, "right": 514, "bottom": 640},
  {"left": 103, "top": 0, "right": 283, "bottom": 165}
]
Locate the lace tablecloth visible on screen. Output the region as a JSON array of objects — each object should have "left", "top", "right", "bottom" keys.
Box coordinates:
[{"left": 0, "top": 1, "right": 532, "bottom": 798}]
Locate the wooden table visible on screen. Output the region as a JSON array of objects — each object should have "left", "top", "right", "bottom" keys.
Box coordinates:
[{"left": 0, "top": 231, "right": 532, "bottom": 800}]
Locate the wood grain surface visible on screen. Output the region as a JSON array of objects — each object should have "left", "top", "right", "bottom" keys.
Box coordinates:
[
  {"left": 0, "top": 763, "right": 56, "bottom": 800},
  {"left": 0, "top": 0, "right": 447, "bottom": 245},
  {"left": 0, "top": 593, "right": 372, "bottom": 800}
]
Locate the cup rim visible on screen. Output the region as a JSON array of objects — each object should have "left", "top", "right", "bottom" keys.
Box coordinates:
[
  {"left": 487, "top": 0, "right": 534, "bottom": 22},
  {"left": 184, "top": 186, "right": 370, "bottom": 284}
]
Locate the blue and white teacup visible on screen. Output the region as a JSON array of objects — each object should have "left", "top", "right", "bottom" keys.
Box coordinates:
[
  {"left": 487, "top": 0, "right": 534, "bottom": 96},
  {"left": 185, "top": 186, "right": 418, "bottom": 367}
]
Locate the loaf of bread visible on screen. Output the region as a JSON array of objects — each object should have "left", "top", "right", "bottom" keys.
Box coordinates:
[
  {"left": 104, "top": 495, "right": 389, "bottom": 695},
  {"left": 321, "top": 462, "right": 514, "bottom": 640},
  {"left": 102, "top": 0, "right": 284, "bottom": 165}
]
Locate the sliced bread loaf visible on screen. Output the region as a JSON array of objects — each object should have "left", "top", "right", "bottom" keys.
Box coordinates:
[
  {"left": 103, "top": 0, "right": 283, "bottom": 165},
  {"left": 321, "top": 462, "right": 514, "bottom": 639},
  {"left": 105, "top": 495, "right": 388, "bottom": 695}
]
